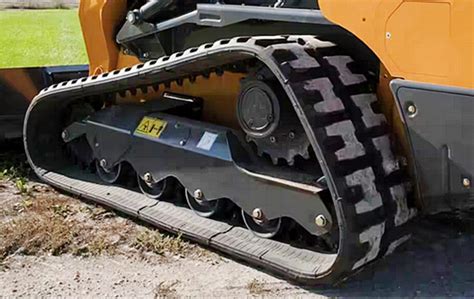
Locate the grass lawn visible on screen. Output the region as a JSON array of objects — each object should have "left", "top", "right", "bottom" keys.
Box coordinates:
[{"left": 0, "top": 9, "right": 88, "bottom": 68}]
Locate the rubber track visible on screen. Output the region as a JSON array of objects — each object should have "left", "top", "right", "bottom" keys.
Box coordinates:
[{"left": 24, "top": 35, "right": 415, "bottom": 285}]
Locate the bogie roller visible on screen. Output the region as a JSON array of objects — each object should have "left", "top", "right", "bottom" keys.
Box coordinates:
[
  {"left": 96, "top": 160, "right": 123, "bottom": 184},
  {"left": 137, "top": 174, "right": 175, "bottom": 200}
]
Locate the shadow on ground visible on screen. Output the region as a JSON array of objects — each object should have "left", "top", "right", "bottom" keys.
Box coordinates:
[{"left": 311, "top": 215, "right": 474, "bottom": 297}]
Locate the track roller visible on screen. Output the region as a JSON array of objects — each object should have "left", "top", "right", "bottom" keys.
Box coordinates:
[
  {"left": 242, "top": 209, "right": 282, "bottom": 239},
  {"left": 137, "top": 173, "right": 174, "bottom": 199},
  {"left": 185, "top": 189, "right": 225, "bottom": 218},
  {"left": 96, "top": 160, "right": 122, "bottom": 184}
]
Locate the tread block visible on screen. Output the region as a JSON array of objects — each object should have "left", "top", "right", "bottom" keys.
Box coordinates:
[
  {"left": 372, "top": 136, "right": 400, "bottom": 175},
  {"left": 345, "top": 167, "right": 383, "bottom": 214},
  {"left": 44, "top": 170, "right": 155, "bottom": 215},
  {"left": 140, "top": 202, "right": 232, "bottom": 241},
  {"left": 352, "top": 221, "right": 385, "bottom": 270},
  {"left": 308, "top": 78, "right": 345, "bottom": 114},
  {"left": 352, "top": 94, "right": 386, "bottom": 129},
  {"left": 389, "top": 184, "right": 417, "bottom": 226},
  {"left": 323, "top": 56, "right": 366, "bottom": 86},
  {"left": 326, "top": 120, "right": 365, "bottom": 161}
]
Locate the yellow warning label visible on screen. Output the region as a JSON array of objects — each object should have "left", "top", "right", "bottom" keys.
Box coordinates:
[{"left": 135, "top": 116, "right": 167, "bottom": 138}]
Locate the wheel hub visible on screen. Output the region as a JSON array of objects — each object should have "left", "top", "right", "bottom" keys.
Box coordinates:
[{"left": 237, "top": 77, "right": 310, "bottom": 165}]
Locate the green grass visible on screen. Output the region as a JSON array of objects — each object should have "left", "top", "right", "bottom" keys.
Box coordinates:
[{"left": 0, "top": 9, "right": 88, "bottom": 68}]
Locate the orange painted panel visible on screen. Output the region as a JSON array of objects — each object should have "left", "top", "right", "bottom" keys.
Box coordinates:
[{"left": 319, "top": 0, "right": 474, "bottom": 89}]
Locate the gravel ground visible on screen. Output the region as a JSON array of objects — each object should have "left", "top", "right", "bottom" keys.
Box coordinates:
[{"left": 1, "top": 178, "right": 474, "bottom": 297}]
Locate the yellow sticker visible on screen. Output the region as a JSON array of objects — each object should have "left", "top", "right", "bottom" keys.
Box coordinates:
[{"left": 135, "top": 116, "right": 167, "bottom": 138}]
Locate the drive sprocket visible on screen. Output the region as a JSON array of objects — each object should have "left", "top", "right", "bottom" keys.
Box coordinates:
[{"left": 237, "top": 72, "right": 311, "bottom": 165}]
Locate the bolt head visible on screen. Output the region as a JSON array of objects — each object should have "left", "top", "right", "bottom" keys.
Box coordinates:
[
  {"left": 252, "top": 208, "right": 263, "bottom": 220},
  {"left": 269, "top": 136, "right": 277, "bottom": 143},
  {"left": 288, "top": 131, "right": 295, "bottom": 139},
  {"left": 407, "top": 105, "right": 417, "bottom": 115},
  {"left": 99, "top": 159, "right": 107, "bottom": 168},
  {"left": 143, "top": 52, "right": 150, "bottom": 59},
  {"left": 179, "top": 140, "right": 186, "bottom": 146},
  {"left": 95, "top": 143, "right": 100, "bottom": 148},
  {"left": 127, "top": 11, "right": 137, "bottom": 24},
  {"left": 143, "top": 172, "right": 153, "bottom": 183},
  {"left": 463, "top": 178, "right": 471, "bottom": 188},
  {"left": 315, "top": 215, "right": 327, "bottom": 227},
  {"left": 194, "top": 189, "right": 204, "bottom": 200},
  {"left": 61, "top": 130, "right": 69, "bottom": 141}
]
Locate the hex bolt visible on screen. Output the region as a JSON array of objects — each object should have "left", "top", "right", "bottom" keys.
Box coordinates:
[
  {"left": 288, "top": 131, "right": 295, "bottom": 140},
  {"left": 180, "top": 140, "right": 187, "bottom": 146},
  {"left": 143, "top": 52, "right": 150, "bottom": 59},
  {"left": 99, "top": 159, "right": 107, "bottom": 169},
  {"left": 407, "top": 104, "right": 417, "bottom": 116},
  {"left": 269, "top": 136, "right": 277, "bottom": 143},
  {"left": 315, "top": 215, "right": 328, "bottom": 227},
  {"left": 252, "top": 208, "right": 264, "bottom": 221},
  {"left": 194, "top": 189, "right": 204, "bottom": 200},
  {"left": 126, "top": 11, "right": 138, "bottom": 24},
  {"left": 143, "top": 172, "right": 153, "bottom": 183},
  {"left": 463, "top": 178, "right": 471, "bottom": 188},
  {"left": 61, "top": 130, "right": 69, "bottom": 141}
]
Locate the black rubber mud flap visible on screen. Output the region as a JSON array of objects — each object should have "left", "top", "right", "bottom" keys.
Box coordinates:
[{"left": 24, "top": 35, "right": 415, "bottom": 285}]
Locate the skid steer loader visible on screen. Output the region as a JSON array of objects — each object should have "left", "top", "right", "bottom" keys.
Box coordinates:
[{"left": 23, "top": 0, "right": 474, "bottom": 284}]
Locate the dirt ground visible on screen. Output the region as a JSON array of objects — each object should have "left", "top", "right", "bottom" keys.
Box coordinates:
[{"left": 1, "top": 161, "right": 474, "bottom": 297}]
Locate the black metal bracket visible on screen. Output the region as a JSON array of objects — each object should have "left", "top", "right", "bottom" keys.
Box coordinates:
[{"left": 117, "top": 4, "right": 333, "bottom": 50}]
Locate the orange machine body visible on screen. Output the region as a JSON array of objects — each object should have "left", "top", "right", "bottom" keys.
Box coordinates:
[{"left": 80, "top": 0, "right": 473, "bottom": 90}]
